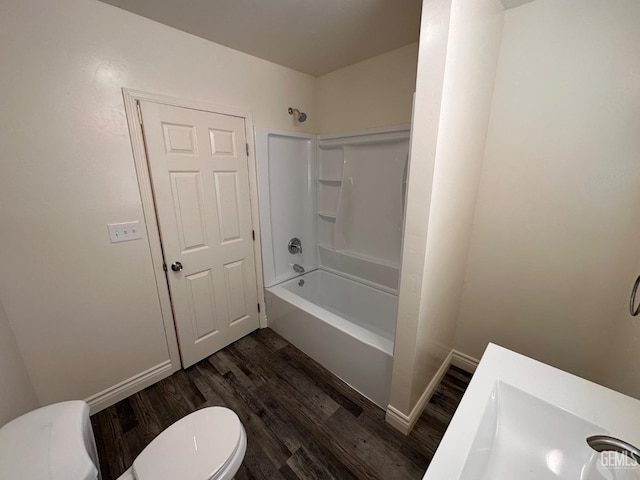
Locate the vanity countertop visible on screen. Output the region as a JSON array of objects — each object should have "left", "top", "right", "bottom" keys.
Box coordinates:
[{"left": 423, "top": 343, "right": 640, "bottom": 479}]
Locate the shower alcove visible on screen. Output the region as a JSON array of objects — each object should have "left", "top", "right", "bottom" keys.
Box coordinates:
[{"left": 256, "top": 125, "right": 410, "bottom": 407}]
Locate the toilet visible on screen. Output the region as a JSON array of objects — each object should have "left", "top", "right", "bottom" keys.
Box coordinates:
[{"left": 0, "top": 401, "right": 247, "bottom": 480}]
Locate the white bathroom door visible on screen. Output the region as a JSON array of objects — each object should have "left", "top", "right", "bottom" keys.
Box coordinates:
[{"left": 139, "top": 101, "right": 259, "bottom": 367}]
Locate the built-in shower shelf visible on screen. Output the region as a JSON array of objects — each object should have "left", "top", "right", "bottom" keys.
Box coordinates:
[
  {"left": 318, "top": 212, "right": 337, "bottom": 220},
  {"left": 319, "top": 178, "right": 342, "bottom": 183}
]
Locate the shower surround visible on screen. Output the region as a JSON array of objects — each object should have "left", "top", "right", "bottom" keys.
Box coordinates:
[{"left": 256, "top": 125, "right": 410, "bottom": 407}]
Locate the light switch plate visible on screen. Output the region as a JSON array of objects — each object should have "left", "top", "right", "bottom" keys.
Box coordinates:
[{"left": 108, "top": 221, "right": 142, "bottom": 243}]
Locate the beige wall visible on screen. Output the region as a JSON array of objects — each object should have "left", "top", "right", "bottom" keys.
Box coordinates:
[
  {"left": 315, "top": 43, "right": 418, "bottom": 135},
  {"left": 0, "top": 297, "right": 38, "bottom": 426},
  {"left": 410, "top": 0, "right": 504, "bottom": 407},
  {"left": 603, "top": 306, "right": 640, "bottom": 398},
  {"left": 565, "top": 0, "right": 640, "bottom": 397},
  {"left": 389, "top": 0, "right": 504, "bottom": 419},
  {"left": 0, "top": 0, "right": 316, "bottom": 406},
  {"left": 389, "top": 0, "right": 452, "bottom": 417},
  {"left": 455, "top": 0, "right": 640, "bottom": 385}
]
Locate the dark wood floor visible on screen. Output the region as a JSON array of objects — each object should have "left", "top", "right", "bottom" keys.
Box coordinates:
[{"left": 92, "top": 328, "right": 471, "bottom": 480}]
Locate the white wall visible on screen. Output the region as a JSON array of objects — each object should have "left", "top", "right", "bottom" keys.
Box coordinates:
[
  {"left": 0, "top": 0, "right": 316, "bottom": 406},
  {"left": 455, "top": 0, "right": 640, "bottom": 385},
  {"left": 389, "top": 0, "right": 452, "bottom": 418},
  {"left": 315, "top": 43, "right": 418, "bottom": 135},
  {"left": 0, "top": 297, "right": 38, "bottom": 426},
  {"left": 389, "top": 0, "right": 504, "bottom": 420},
  {"left": 409, "top": 0, "right": 504, "bottom": 407}
]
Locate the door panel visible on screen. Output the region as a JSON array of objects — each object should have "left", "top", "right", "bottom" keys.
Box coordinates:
[
  {"left": 139, "top": 101, "right": 259, "bottom": 367},
  {"left": 185, "top": 269, "right": 218, "bottom": 340},
  {"left": 163, "top": 123, "right": 198, "bottom": 155},
  {"left": 171, "top": 172, "right": 208, "bottom": 251},
  {"left": 209, "top": 129, "right": 236, "bottom": 155},
  {"left": 223, "top": 259, "right": 249, "bottom": 323}
]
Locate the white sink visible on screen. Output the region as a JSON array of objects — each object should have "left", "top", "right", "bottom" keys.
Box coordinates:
[
  {"left": 459, "top": 381, "right": 606, "bottom": 479},
  {"left": 423, "top": 344, "right": 640, "bottom": 480}
]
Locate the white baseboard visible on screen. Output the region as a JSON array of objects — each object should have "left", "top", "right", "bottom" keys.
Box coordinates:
[
  {"left": 451, "top": 349, "right": 479, "bottom": 373},
  {"left": 385, "top": 350, "right": 453, "bottom": 435},
  {"left": 85, "top": 360, "right": 175, "bottom": 414},
  {"left": 385, "top": 404, "right": 411, "bottom": 434}
]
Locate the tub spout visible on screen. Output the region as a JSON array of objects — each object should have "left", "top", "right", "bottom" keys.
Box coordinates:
[{"left": 293, "top": 264, "right": 305, "bottom": 273}]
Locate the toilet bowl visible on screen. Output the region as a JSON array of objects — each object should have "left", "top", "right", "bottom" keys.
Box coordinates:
[{"left": 0, "top": 401, "right": 246, "bottom": 480}]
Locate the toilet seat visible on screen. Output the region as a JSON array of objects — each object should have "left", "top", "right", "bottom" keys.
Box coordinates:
[{"left": 127, "top": 406, "right": 246, "bottom": 480}]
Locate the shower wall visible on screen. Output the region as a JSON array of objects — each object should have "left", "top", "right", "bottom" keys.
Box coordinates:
[
  {"left": 255, "top": 130, "right": 317, "bottom": 287},
  {"left": 317, "top": 127, "right": 410, "bottom": 291},
  {"left": 256, "top": 126, "right": 410, "bottom": 292}
]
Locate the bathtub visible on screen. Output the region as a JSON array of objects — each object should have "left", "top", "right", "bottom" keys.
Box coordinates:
[{"left": 265, "top": 269, "right": 397, "bottom": 408}]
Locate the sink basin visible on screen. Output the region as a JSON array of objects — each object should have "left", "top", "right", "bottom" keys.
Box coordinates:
[
  {"left": 459, "top": 381, "right": 607, "bottom": 479},
  {"left": 423, "top": 344, "right": 640, "bottom": 480}
]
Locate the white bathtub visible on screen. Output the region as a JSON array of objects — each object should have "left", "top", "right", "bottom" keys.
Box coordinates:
[{"left": 265, "top": 269, "right": 397, "bottom": 407}]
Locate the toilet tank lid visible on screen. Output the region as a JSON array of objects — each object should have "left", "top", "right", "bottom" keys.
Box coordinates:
[
  {"left": 0, "top": 401, "right": 99, "bottom": 480},
  {"left": 133, "top": 406, "right": 243, "bottom": 480}
]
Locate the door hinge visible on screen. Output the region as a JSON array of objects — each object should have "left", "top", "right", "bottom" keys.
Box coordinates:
[
  {"left": 252, "top": 229, "right": 255, "bottom": 241},
  {"left": 246, "top": 143, "right": 249, "bottom": 156},
  {"left": 162, "top": 263, "right": 168, "bottom": 272},
  {"left": 257, "top": 303, "right": 261, "bottom": 313},
  {"left": 136, "top": 101, "right": 143, "bottom": 125}
]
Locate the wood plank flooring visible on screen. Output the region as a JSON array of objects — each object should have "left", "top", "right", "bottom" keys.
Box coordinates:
[{"left": 91, "top": 328, "right": 472, "bottom": 480}]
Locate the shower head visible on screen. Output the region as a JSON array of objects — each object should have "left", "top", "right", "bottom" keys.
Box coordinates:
[{"left": 288, "top": 107, "right": 307, "bottom": 123}]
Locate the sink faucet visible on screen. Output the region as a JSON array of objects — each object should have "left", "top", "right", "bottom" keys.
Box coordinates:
[
  {"left": 587, "top": 435, "right": 640, "bottom": 463},
  {"left": 293, "top": 264, "right": 305, "bottom": 273}
]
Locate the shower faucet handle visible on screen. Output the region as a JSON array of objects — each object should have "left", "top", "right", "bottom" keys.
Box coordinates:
[{"left": 288, "top": 237, "right": 302, "bottom": 254}]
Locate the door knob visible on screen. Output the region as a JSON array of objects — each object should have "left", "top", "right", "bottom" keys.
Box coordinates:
[{"left": 171, "top": 262, "right": 183, "bottom": 272}]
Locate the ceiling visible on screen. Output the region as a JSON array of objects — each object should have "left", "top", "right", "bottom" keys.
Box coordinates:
[{"left": 98, "top": 0, "right": 422, "bottom": 77}]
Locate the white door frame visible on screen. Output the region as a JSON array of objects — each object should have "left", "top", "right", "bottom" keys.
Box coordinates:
[{"left": 122, "top": 88, "right": 268, "bottom": 371}]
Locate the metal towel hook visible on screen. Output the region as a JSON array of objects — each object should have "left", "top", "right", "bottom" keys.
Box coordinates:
[{"left": 630, "top": 275, "right": 640, "bottom": 316}]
